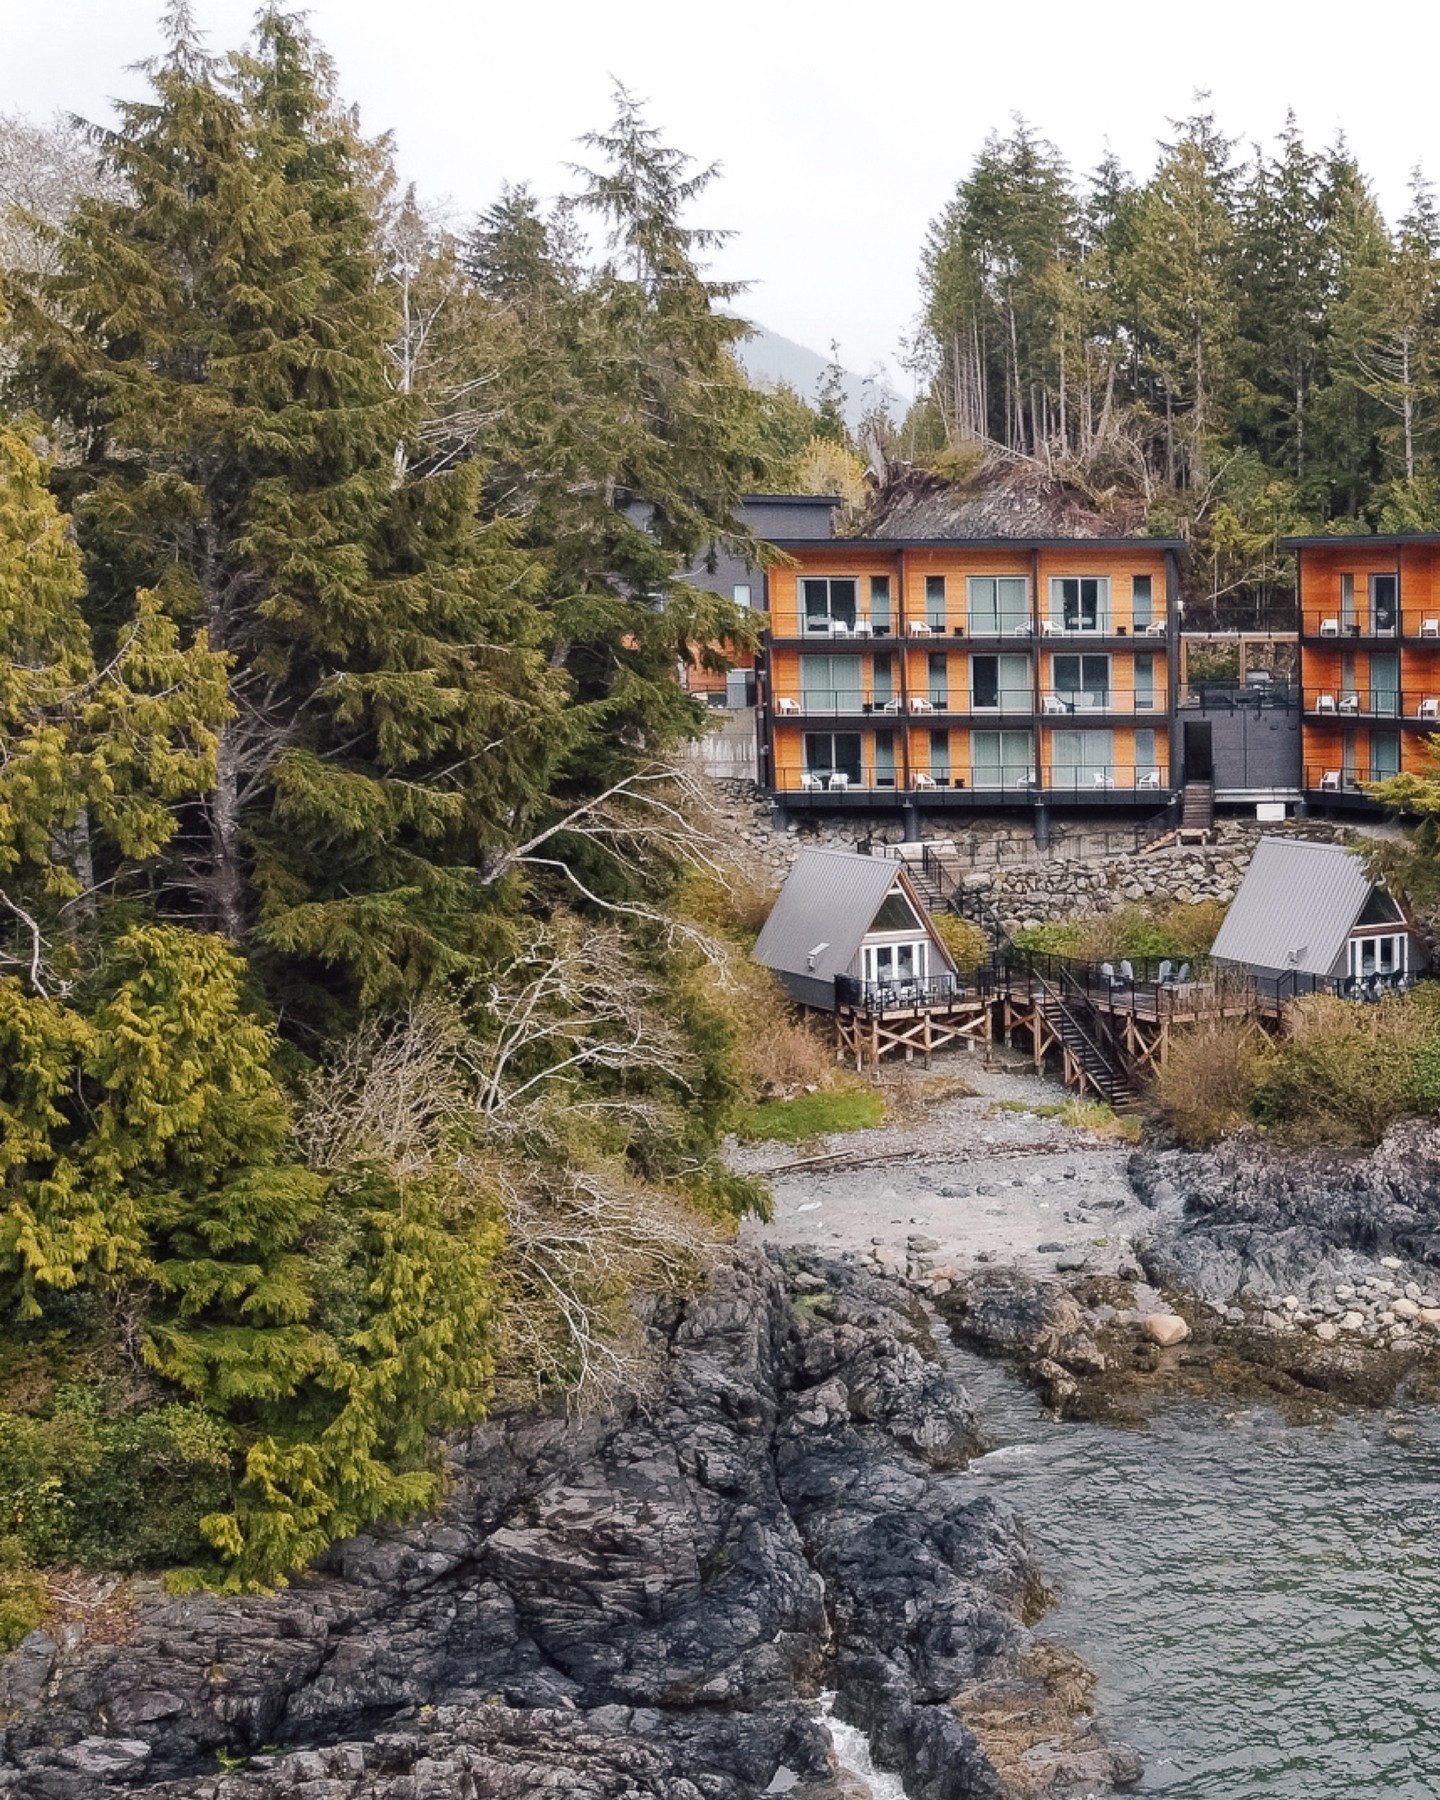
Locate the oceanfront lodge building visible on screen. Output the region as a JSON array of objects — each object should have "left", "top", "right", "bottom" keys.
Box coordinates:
[{"left": 755, "top": 534, "right": 1183, "bottom": 829}]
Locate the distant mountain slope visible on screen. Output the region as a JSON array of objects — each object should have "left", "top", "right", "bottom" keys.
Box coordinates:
[{"left": 734, "top": 323, "right": 900, "bottom": 431}]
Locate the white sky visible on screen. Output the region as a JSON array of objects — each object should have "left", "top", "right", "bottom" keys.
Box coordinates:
[{"left": 5, "top": 0, "right": 1438, "bottom": 395}]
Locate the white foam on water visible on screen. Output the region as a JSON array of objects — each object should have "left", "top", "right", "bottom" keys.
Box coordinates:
[{"left": 815, "top": 1690, "right": 912, "bottom": 1799}]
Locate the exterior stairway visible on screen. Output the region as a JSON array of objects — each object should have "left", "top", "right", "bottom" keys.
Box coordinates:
[
  {"left": 1032, "top": 971, "right": 1134, "bottom": 1107},
  {"left": 1181, "top": 780, "right": 1215, "bottom": 833}
]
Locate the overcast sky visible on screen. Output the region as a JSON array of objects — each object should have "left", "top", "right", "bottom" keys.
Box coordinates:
[{"left": 6, "top": 0, "right": 1438, "bottom": 396}]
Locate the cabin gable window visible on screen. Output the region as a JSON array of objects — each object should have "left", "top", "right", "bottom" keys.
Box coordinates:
[{"left": 870, "top": 891, "right": 923, "bottom": 934}]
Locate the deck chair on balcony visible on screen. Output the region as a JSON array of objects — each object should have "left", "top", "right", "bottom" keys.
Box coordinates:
[
  {"left": 1144, "top": 620, "right": 1168, "bottom": 636},
  {"left": 1009, "top": 621, "right": 1033, "bottom": 637},
  {"left": 1319, "top": 769, "right": 1341, "bottom": 791},
  {"left": 908, "top": 696, "right": 934, "bottom": 713},
  {"left": 1175, "top": 962, "right": 1191, "bottom": 984},
  {"left": 907, "top": 620, "right": 933, "bottom": 636},
  {"left": 912, "top": 772, "right": 937, "bottom": 790},
  {"left": 1156, "top": 959, "right": 1174, "bottom": 986},
  {"left": 1315, "top": 692, "right": 1337, "bottom": 713},
  {"left": 1092, "top": 769, "right": 1116, "bottom": 789},
  {"left": 1042, "top": 692, "right": 1069, "bottom": 714},
  {"left": 800, "top": 773, "right": 825, "bottom": 791},
  {"left": 1119, "top": 959, "right": 1135, "bottom": 987},
  {"left": 776, "top": 696, "right": 800, "bottom": 714},
  {"left": 1338, "top": 692, "right": 1361, "bottom": 714},
  {"left": 1422, "top": 619, "right": 1440, "bottom": 638},
  {"left": 1099, "top": 962, "right": 1116, "bottom": 989},
  {"left": 1420, "top": 697, "right": 1440, "bottom": 720},
  {"left": 1136, "top": 768, "right": 1163, "bottom": 790},
  {"left": 828, "top": 772, "right": 850, "bottom": 792},
  {"left": 1319, "top": 618, "right": 1340, "bottom": 636}
]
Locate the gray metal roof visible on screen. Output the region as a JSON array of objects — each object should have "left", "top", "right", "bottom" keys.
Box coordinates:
[
  {"left": 1211, "top": 837, "right": 1377, "bottom": 978},
  {"left": 753, "top": 849, "right": 929, "bottom": 984}
]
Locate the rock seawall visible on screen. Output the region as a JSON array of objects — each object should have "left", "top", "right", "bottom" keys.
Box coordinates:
[{"left": 0, "top": 1252, "right": 1140, "bottom": 1800}]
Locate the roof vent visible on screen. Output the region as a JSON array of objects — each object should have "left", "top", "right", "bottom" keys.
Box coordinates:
[{"left": 806, "top": 941, "right": 829, "bottom": 972}]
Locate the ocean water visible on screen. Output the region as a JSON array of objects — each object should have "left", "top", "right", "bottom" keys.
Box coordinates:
[{"left": 944, "top": 1340, "right": 1440, "bottom": 1799}]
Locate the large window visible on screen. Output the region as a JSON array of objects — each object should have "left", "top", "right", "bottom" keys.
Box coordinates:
[
  {"left": 927, "top": 651, "right": 949, "bottom": 706},
  {"left": 861, "top": 939, "right": 929, "bottom": 987},
  {"left": 971, "top": 653, "right": 1030, "bottom": 710},
  {"left": 802, "top": 732, "right": 863, "bottom": 783},
  {"left": 873, "top": 730, "right": 896, "bottom": 787},
  {"left": 1349, "top": 933, "right": 1407, "bottom": 979},
  {"left": 971, "top": 730, "right": 1033, "bottom": 789},
  {"left": 924, "top": 575, "right": 947, "bottom": 629},
  {"left": 1134, "top": 653, "right": 1156, "bottom": 709},
  {"left": 1052, "top": 654, "right": 1110, "bottom": 709},
  {"left": 872, "top": 891, "right": 923, "bottom": 933},
  {"left": 968, "top": 575, "right": 1029, "bottom": 633},
  {"left": 800, "top": 576, "right": 858, "bottom": 631},
  {"left": 869, "top": 576, "right": 892, "bottom": 633},
  {"left": 1132, "top": 574, "right": 1154, "bottom": 628},
  {"left": 872, "top": 653, "right": 895, "bottom": 705},
  {"left": 1135, "top": 727, "right": 1159, "bottom": 782},
  {"left": 1051, "top": 728, "right": 1114, "bottom": 789},
  {"left": 1372, "top": 731, "right": 1401, "bottom": 779},
  {"left": 930, "top": 728, "right": 951, "bottom": 783},
  {"left": 1050, "top": 576, "right": 1110, "bottom": 633},
  {"left": 1371, "top": 653, "right": 1400, "bottom": 716},
  {"left": 799, "top": 654, "right": 862, "bottom": 713},
  {"left": 1370, "top": 573, "right": 1398, "bottom": 634}
]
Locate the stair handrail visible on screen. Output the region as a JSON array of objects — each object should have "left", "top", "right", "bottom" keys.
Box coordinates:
[{"left": 1026, "top": 957, "right": 1130, "bottom": 1105}]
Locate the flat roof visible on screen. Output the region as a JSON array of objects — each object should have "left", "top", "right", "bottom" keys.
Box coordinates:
[
  {"left": 767, "top": 536, "right": 1186, "bottom": 552},
  {"left": 1279, "top": 533, "right": 1440, "bottom": 549}
]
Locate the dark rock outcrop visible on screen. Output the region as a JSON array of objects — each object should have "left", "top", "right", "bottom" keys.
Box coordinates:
[
  {"left": 0, "top": 1252, "right": 1140, "bottom": 1800},
  {"left": 1132, "top": 1123, "right": 1440, "bottom": 1305}
]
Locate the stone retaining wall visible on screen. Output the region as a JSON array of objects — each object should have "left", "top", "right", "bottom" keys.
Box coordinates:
[{"left": 707, "top": 779, "right": 1352, "bottom": 927}]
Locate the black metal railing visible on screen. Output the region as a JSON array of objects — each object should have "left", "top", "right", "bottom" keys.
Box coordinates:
[
  {"left": 834, "top": 971, "right": 992, "bottom": 1013},
  {"left": 1306, "top": 690, "right": 1440, "bottom": 722}
]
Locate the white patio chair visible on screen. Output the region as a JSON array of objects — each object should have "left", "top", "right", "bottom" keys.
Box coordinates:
[
  {"left": 1092, "top": 770, "right": 1116, "bottom": 789},
  {"left": 800, "top": 773, "right": 825, "bottom": 791},
  {"left": 907, "top": 620, "right": 933, "bottom": 636},
  {"left": 1009, "top": 621, "right": 1032, "bottom": 637},
  {"left": 1420, "top": 697, "right": 1440, "bottom": 720},
  {"left": 829, "top": 620, "right": 852, "bottom": 638},
  {"left": 1315, "top": 692, "right": 1337, "bottom": 713},
  {"left": 1042, "top": 693, "right": 1069, "bottom": 714},
  {"left": 1338, "top": 692, "right": 1360, "bottom": 714},
  {"left": 1136, "top": 768, "right": 1162, "bottom": 790},
  {"left": 828, "top": 772, "right": 850, "bottom": 792},
  {"left": 1422, "top": 619, "right": 1440, "bottom": 638},
  {"left": 908, "top": 696, "right": 935, "bottom": 713},
  {"left": 1144, "top": 620, "right": 1168, "bottom": 636},
  {"left": 852, "top": 618, "right": 871, "bottom": 637},
  {"left": 1319, "top": 618, "right": 1340, "bottom": 636},
  {"left": 912, "top": 772, "right": 937, "bottom": 790},
  {"left": 881, "top": 697, "right": 904, "bottom": 713},
  {"left": 1319, "top": 769, "right": 1341, "bottom": 791},
  {"left": 776, "top": 696, "right": 800, "bottom": 715}
]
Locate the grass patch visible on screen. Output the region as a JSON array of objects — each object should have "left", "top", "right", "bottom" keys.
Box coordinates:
[
  {"left": 734, "top": 1088, "right": 887, "bottom": 1144},
  {"left": 1060, "top": 1099, "right": 1142, "bottom": 1142},
  {"left": 989, "top": 1099, "right": 1066, "bottom": 1118}
]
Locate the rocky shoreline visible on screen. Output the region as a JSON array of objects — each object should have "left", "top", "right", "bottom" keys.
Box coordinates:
[{"left": 0, "top": 1250, "right": 1142, "bottom": 1800}]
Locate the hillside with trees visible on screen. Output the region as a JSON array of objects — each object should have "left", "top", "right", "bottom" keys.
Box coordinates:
[
  {"left": 0, "top": 6, "right": 801, "bottom": 1616},
  {"left": 908, "top": 107, "right": 1440, "bottom": 616}
]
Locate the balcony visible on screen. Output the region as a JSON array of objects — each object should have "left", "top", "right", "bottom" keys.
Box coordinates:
[
  {"left": 1299, "top": 611, "right": 1440, "bottom": 640},
  {"left": 1306, "top": 690, "right": 1440, "bottom": 725},
  {"left": 1304, "top": 762, "right": 1399, "bottom": 797},
  {"left": 772, "top": 764, "right": 1173, "bottom": 806},
  {"left": 769, "top": 688, "right": 1170, "bottom": 722}
]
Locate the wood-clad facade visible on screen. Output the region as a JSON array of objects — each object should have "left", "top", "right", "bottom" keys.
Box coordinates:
[
  {"left": 1285, "top": 535, "right": 1440, "bottom": 804},
  {"left": 756, "top": 536, "right": 1183, "bottom": 819}
]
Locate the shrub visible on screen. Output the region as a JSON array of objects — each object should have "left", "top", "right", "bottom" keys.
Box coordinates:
[
  {"left": 933, "top": 913, "right": 988, "bottom": 971},
  {"left": 1251, "top": 992, "right": 1440, "bottom": 1146},
  {"left": 1015, "top": 901, "right": 1226, "bottom": 969},
  {"left": 0, "top": 1538, "right": 46, "bottom": 1653},
  {"left": 1152, "top": 1019, "right": 1270, "bottom": 1145}
]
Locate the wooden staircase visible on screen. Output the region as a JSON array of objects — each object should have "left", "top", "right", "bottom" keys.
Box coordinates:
[
  {"left": 1031, "top": 970, "right": 1134, "bottom": 1108},
  {"left": 1180, "top": 780, "right": 1215, "bottom": 836}
]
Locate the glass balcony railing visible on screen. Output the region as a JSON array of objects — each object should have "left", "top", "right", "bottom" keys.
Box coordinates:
[
  {"left": 1306, "top": 690, "right": 1440, "bottom": 721},
  {"left": 774, "top": 764, "right": 1171, "bottom": 796},
  {"left": 770, "top": 688, "right": 1168, "bottom": 718}
]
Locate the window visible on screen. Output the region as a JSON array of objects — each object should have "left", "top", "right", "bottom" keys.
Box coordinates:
[
  {"left": 925, "top": 575, "right": 947, "bottom": 629},
  {"left": 872, "top": 891, "right": 923, "bottom": 933},
  {"left": 930, "top": 728, "right": 951, "bottom": 783},
  {"left": 1052, "top": 654, "right": 1110, "bottom": 710},
  {"left": 1134, "top": 653, "right": 1156, "bottom": 709},
  {"left": 1370, "top": 573, "right": 1398, "bottom": 634},
  {"left": 802, "top": 732, "right": 863, "bottom": 783},
  {"left": 1132, "top": 574, "right": 1154, "bottom": 628},
  {"left": 1051, "top": 729, "right": 1114, "bottom": 790},
  {"left": 732, "top": 583, "right": 752, "bottom": 609},
  {"left": 1050, "top": 576, "right": 1110, "bottom": 633},
  {"left": 971, "top": 653, "right": 1030, "bottom": 710},
  {"left": 969, "top": 575, "right": 1029, "bottom": 633},
  {"left": 1340, "top": 572, "right": 1356, "bottom": 628},
  {"left": 873, "top": 730, "right": 896, "bottom": 787},
  {"left": 800, "top": 654, "right": 862, "bottom": 713},
  {"left": 1372, "top": 731, "right": 1401, "bottom": 779},
  {"left": 971, "top": 730, "right": 1033, "bottom": 789},
  {"left": 928, "top": 651, "right": 949, "bottom": 706},
  {"left": 1371, "top": 654, "right": 1400, "bottom": 716},
  {"left": 800, "top": 576, "right": 858, "bottom": 631},
  {"left": 862, "top": 940, "right": 929, "bottom": 986},
  {"left": 1350, "top": 933, "right": 1407, "bottom": 979},
  {"left": 870, "top": 576, "right": 892, "bottom": 632},
  {"left": 1135, "top": 727, "right": 1158, "bottom": 783},
  {"left": 872, "top": 653, "right": 895, "bottom": 704}
]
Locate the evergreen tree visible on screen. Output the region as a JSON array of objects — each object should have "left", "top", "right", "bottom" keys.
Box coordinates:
[
  {"left": 813, "top": 341, "right": 850, "bottom": 443},
  {"left": 6, "top": 9, "right": 568, "bottom": 1008}
]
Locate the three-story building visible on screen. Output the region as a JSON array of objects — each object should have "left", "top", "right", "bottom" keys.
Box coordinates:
[
  {"left": 756, "top": 533, "right": 1183, "bottom": 829},
  {"left": 1284, "top": 533, "right": 1440, "bottom": 805}
]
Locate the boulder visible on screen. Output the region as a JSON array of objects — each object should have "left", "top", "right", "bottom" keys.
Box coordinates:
[{"left": 1142, "top": 1313, "right": 1191, "bottom": 1348}]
